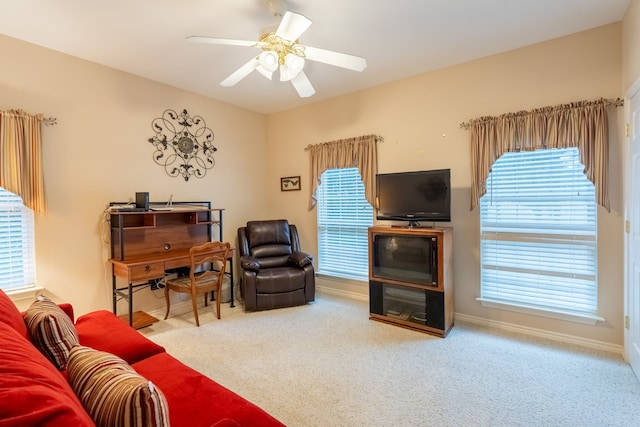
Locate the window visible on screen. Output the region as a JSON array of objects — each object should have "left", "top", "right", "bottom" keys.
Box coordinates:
[
  {"left": 478, "top": 147, "right": 601, "bottom": 324},
  {"left": 0, "top": 187, "right": 36, "bottom": 292},
  {"left": 316, "top": 168, "right": 373, "bottom": 281}
]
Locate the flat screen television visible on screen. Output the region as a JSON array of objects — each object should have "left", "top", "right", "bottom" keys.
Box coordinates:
[{"left": 376, "top": 169, "right": 451, "bottom": 226}]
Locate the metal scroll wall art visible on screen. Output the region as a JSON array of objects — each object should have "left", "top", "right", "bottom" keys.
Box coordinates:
[{"left": 148, "top": 109, "right": 217, "bottom": 181}]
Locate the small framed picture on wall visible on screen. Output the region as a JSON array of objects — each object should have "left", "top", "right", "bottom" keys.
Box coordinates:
[{"left": 281, "top": 176, "right": 301, "bottom": 191}]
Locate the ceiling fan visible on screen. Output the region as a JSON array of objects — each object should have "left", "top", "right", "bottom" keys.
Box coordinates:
[{"left": 187, "top": 3, "right": 367, "bottom": 98}]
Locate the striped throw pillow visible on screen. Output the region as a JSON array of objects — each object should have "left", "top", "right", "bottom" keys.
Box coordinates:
[
  {"left": 24, "top": 295, "right": 79, "bottom": 369},
  {"left": 67, "top": 345, "right": 170, "bottom": 427}
]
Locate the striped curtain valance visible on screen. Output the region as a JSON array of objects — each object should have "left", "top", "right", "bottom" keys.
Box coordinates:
[
  {"left": 0, "top": 109, "right": 47, "bottom": 215},
  {"left": 305, "top": 134, "right": 381, "bottom": 211},
  {"left": 465, "top": 98, "right": 615, "bottom": 212}
]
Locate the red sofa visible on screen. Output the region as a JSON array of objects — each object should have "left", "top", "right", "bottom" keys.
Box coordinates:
[{"left": 0, "top": 290, "right": 284, "bottom": 427}]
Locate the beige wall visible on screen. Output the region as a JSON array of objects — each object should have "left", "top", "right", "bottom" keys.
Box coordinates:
[
  {"left": 623, "top": 0, "right": 640, "bottom": 91},
  {"left": 267, "top": 23, "right": 626, "bottom": 345},
  {"left": 0, "top": 34, "right": 268, "bottom": 315}
]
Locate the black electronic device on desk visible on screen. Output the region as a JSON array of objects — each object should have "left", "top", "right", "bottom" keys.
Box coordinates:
[{"left": 135, "top": 192, "right": 149, "bottom": 210}]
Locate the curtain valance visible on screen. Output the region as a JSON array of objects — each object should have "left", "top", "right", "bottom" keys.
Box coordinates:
[
  {"left": 305, "top": 134, "right": 381, "bottom": 210},
  {"left": 465, "top": 98, "right": 618, "bottom": 212},
  {"left": 0, "top": 109, "right": 47, "bottom": 215}
]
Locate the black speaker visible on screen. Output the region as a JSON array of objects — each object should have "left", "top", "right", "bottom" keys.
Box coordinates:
[
  {"left": 369, "top": 281, "right": 384, "bottom": 314},
  {"left": 135, "top": 192, "right": 149, "bottom": 210},
  {"left": 423, "top": 289, "right": 445, "bottom": 330}
]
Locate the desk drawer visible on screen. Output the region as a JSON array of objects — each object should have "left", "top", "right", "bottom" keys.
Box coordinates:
[{"left": 129, "top": 263, "right": 165, "bottom": 281}]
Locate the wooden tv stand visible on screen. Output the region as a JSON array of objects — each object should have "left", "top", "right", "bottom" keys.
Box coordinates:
[{"left": 368, "top": 226, "right": 454, "bottom": 337}]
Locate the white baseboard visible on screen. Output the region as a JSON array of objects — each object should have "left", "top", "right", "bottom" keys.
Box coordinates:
[
  {"left": 454, "top": 312, "right": 623, "bottom": 354},
  {"left": 315, "top": 275, "right": 369, "bottom": 302},
  {"left": 316, "top": 285, "right": 368, "bottom": 302}
]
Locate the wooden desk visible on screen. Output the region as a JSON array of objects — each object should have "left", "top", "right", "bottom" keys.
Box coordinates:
[
  {"left": 108, "top": 202, "right": 232, "bottom": 328},
  {"left": 109, "top": 248, "right": 234, "bottom": 328}
]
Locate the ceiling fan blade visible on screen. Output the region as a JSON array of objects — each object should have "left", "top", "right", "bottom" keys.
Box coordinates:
[
  {"left": 290, "top": 71, "right": 315, "bottom": 97},
  {"left": 220, "top": 57, "right": 260, "bottom": 86},
  {"left": 303, "top": 46, "right": 367, "bottom": 72},
  {"left": 275, "top": 11, "right": 312, "bottom": 41},
  {"left": 187, "top": 36, "right": 257, "bottom": 47}
]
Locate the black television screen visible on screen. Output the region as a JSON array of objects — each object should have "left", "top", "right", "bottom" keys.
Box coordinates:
[{"left": 376, "top": 169, "right": 451, "bottom": 225}]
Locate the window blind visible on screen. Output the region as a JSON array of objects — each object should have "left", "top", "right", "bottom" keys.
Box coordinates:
[
  {"left": 317, "top": 168, "right": 373, "bottom": 281},
  {"left": 0, "top": 188, "right": 36, "bottom": 292},
  {"left": 479, "top": 148, "right": 598, "bottom": 316}
]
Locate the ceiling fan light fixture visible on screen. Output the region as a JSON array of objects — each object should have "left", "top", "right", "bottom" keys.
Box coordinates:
[
  {"left": 286, "top": 53, "right": 305, "bottom": 73},
  {"left": 280, "top": 53, "right": 305, "bottom": 81},
  {"left": 256, "top": 51, "right": 279, "bottom": 79},
  {"left": 259, "top": 51, "right": 279, "bottom": 70}
]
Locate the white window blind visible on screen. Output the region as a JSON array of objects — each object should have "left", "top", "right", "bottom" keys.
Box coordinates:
[
  {"left": 317, "top": 168, "right": 373, "bottom": 281},
  {"left": 479, "top": 148, "right": 598, "bottom": 318},
  {"left": 0, "top": 188, "right": 36, "bottom": 292}
]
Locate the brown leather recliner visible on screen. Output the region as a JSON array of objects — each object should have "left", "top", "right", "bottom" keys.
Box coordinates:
[{"left": 237, "top": 219, "right": 315, "bottom": 311}]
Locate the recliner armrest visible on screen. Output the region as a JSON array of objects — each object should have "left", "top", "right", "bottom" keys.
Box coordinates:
[
  {"left": 290, "top": 252, "right": 313, "bottom": 268},
  {"left": 240, "top": 255, "right": 261, "bottom": 271}
]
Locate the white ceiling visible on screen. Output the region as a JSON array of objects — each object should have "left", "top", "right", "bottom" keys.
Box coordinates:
[{"left": 0, "top": 0, "right": 630, "bottom": 114}]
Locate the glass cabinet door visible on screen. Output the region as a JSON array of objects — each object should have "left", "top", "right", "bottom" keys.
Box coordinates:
[{"left": 369, "top": 281, "right": 444, "bottom": 330}]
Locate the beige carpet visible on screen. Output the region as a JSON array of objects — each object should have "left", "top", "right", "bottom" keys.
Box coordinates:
[{"left": 141, "top": 293, "right": 640, "bottom": 427}]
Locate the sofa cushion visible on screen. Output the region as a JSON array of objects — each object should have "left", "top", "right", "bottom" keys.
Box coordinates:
[
  {"left": 132, "top": 352, "right": 285, "bottom": 427},
  {"left": 0, "top": 289, "right": 29, "bottom": 339},
  {"left": 67, "top": 345, "right": 170, "bottom": 427},
  {"left": 24, "top": 295, "right": 79, "bottom": 369},
  {"left": 75, "top": 310, "right": 165, "bottom": 365},
  {"left": 0, "top": 322, "right": 94, "bottom": 426},
  {"left": 210, "top": 420, "right": 241, "bottom": 427},
  {"left": 58, "top": 303, "right": 75, "bottom": 322}
]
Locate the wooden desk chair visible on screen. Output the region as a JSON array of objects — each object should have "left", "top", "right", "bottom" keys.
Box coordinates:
[{"left": 164, "top": 241, "right": 231, "bottom": 326}]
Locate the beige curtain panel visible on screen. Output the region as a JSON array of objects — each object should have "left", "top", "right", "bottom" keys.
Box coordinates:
[
  {"left": 0, "top": 109, "right": 47, "bottom": 215},
  {"left": 467, "top": 99, "right": 611, "bottom": 212},
  {"left": 306, "top": 134, "right": 380, "bottom": 210}
]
